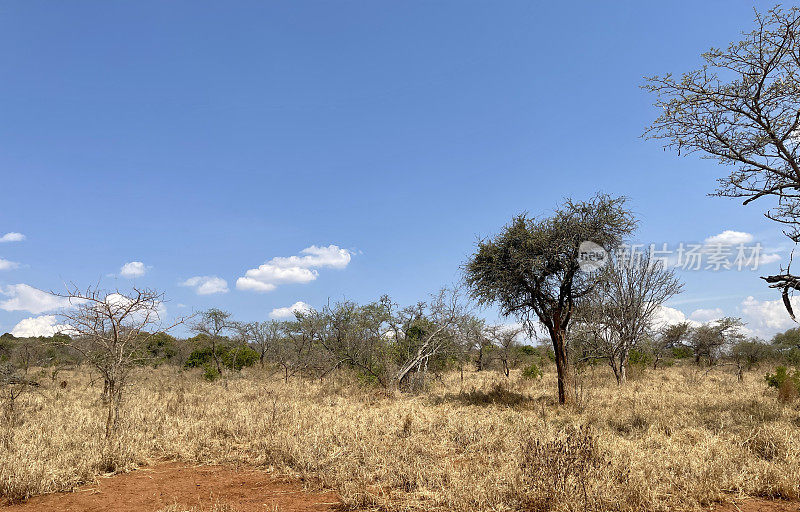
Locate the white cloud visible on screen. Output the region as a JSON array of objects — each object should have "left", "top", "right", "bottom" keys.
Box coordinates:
[
  {"left": 0, "top": 258, "right": 19, "bottom": 271},
  {"left": 740, "top": 295, "right": 800, "bottom": 332},
  {"left": 105, "top": 292, "right": 166, "bottom": 323},
  {"left": 704, "top": 230, "right": 754, "bottom": 246},
  {"left": 269, "top": 245, "right": 352, "bottom": 270},
  {"left": 120, "top": 261, "right": 148, "bottom": 278},
  {"left": 236, "top": 265, "right": 316, "bottom": 292},
  {"left": 269, "top": 301, "right": 313, "bottom": 319},
  {"left": 0, "top": 232, "right": 25, "bottom": 243},
  {"left": 10, "top": 315, "right": 72, "bottom": 337},
  {"left": 180, "top": 276, "right": 229, "bottom": 295},
  {"left": 694, "top": 230, "right": 780, "bottom": 268},
  {"left": 236, "top": 277, "right": 277, "bottom": 292},
  {"left": 651, "top": 305, "right": 700, "bottom": 329},
  {"left": 0, "top": 284, "right": 71, "bottom": 314},
  {"left": 758, "top": 252, "right": 782, "bottom": 265},
  {"left": 689, "top": 307, "right": 725, "bottom": 323},
  {"left": 237, "top": 244, "right": 353, "bottom": 293}
]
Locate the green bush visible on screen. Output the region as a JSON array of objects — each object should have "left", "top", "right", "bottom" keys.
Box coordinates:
[
  {"left": 202, "top": 363, "right": 220, "bottom": 381},
  {"left": 765, "top": 366, "right": 799, "bottom": 389},
  {"left": 521, "top": 362, "right": 542, "bottom": 380},
  {"left": 222, "top": 346, "right": 259, "bottom": 371},
  {"left": 628, "top": 349, "right": 653, "bottom": 368},
  {"left": 184, "top": 344, "right": 259, "bottom": 372},
  {"left": 671, "top": 346, "right": 694, "bottom": 359},
  {"left": 184, "top": 346, "right": 214, "bottom": 369},
  {"left": 765, "top": 366, "right": 800, "bottom": 403},
  {"left": 784, "top": 347, "right": 800, "bottom": 366}
]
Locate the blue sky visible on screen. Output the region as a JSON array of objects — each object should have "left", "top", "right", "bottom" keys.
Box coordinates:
[{"left": 0, "top": 1, "right": 795, "bottom": 339}]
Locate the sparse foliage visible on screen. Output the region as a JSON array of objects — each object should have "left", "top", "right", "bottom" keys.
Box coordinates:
[
  {"left": 577, "top": 252, "right": 683, "bottom": 384},
  {"left": 688, "top": 317, "right": 745, "bottom": 366},
  {"left": 190, "top": 309, "right": 233, "bottom": 377},
  {"left": 57, "top": 285, "right": 180, "bottom": 437},
  {"left": 644, "top": 6, "right": 800, "bottom": 314},
  {"left": 465, "top": 194, "right": 636, "bottom": 403}
]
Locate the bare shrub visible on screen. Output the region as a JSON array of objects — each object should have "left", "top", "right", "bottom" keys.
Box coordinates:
[
  {"left": 58, "top": 285, "right": 181, "bottom": 438},
  {"left": 519, "top": 425, "right": 609, "bottom": 511},
  {"left": 778, "top": 378, "right": 799, "bottom": 404},
  {"left": 745, "top": 425, "right": 791, "bottom": 462}
]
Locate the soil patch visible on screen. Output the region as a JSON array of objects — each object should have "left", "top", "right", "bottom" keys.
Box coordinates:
[
  {"left": 3, "top": 463, "right": 340, "bottom": 512},
  {"left": 714, "top": 498, "right": 800, "bottom": 512}
]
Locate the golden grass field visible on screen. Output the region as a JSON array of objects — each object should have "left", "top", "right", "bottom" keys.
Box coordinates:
[{"left": 1, "top": 364, "right": 799, "bottom": 511}]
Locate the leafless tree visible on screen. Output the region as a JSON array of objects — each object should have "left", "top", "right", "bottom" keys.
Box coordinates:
[
  {"left": 577, "top": 253, "right": 683, "bottom": 384},
  {"left": 485, "top": 324, "right": 524, "bottom": 377},
  {"left": 395, "top": 286, "right": 470, "bottom": 387},
  {"left": 644, "top": 6, "right": 800, "bottom": 315},
  {"left": 277, "top": 313, "right": 320, "bottom": 383},
  {"left": 238, "top": 320, "right": 282, "bottom": 368},
  {"left": 57, "top": 285, "right": 181, "bottom": 437}
]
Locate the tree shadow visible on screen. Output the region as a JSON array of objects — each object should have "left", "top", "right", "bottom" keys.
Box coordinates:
[{"left": 431, "top": 382, "right": 535, "bottom": 408}]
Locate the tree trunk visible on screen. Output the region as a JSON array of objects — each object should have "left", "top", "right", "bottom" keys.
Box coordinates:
[
  {"left": 619, "top": 348, "right": 629, "bottom": 384},
  {"left": 211, "top": 340, "right": 223, "bottom": 375},
  {"left": 610, "top": 360, "right": 621, "bottom": 385},
  {"left": 551, "top": 327, "right": 572, "bottom": 404}
]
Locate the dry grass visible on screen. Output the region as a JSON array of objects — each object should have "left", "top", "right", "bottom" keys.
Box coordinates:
[{"left": 2, "top": 364, "right": 799, "bottom": 511}]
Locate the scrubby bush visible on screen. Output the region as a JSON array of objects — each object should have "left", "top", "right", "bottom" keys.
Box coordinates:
[
  {"left": 202, "top": 364, "right": 220, "bottom": 382},
  {"left": 784, "top": 347, "right": 800, "bottom": 366},
  {"left": 671, "top": 345, "right": 693, "bottom": 359},
  {"left": 184, "top": 345, "right": 259, "bottom": 373},
  {"left": 223, "top": 346, "right": 259, "bottom": 370},
  {"left": 520, "top": 425, "right": 609, "bottom": 510},
  {"left": 521, "top": 362, "right": 542, "bottom": 380},
  {"left": 765, "top": 366, "right": 800, "bottom": 403},
  {"left": 628, "top": 348, "right": 653, "bottom": 369},
  {"left": 145, "top": 332, "right": 178, "bottom": 366}
]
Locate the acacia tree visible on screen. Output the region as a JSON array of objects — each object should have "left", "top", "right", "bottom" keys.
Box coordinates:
[
  {"left": 578, "top": 253, "right": 683, "bottom": 384},
  {"left": 644, "top": 6, "right": 800, "bottom": 315},
  {"left": 465, "top": 195, "right": 636, "bottom": 403},
  {"left": 58, "top": 286, "right": 179, "bottom": 437},
  {"left": 649, "top": 321, "right": 692, "bottom": 368},
  {"left": 190, "top": 309, "right": 233, "bottom": 376},
  {"left": 689, "top": 317, "right": 746, "bottom": 366}
]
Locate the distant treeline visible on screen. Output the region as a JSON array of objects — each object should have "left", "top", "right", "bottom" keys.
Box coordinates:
[{"left": 2, "top": 302, "right": 799, "bottom": 389}]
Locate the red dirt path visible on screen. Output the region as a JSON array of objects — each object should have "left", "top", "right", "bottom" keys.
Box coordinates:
[
  {"left": 3, "top": 462, "right": 798, "bottom": 512},
  {"left": 2, "top": 463, "right": 340, "bottom": 512},
  {"left": 714, "top": 499, "right": 800, "bottom": 512}
]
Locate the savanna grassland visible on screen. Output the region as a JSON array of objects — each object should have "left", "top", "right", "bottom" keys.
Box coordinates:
[{"left": 2, "top": 363, "right": 799, "bottom": 512}]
